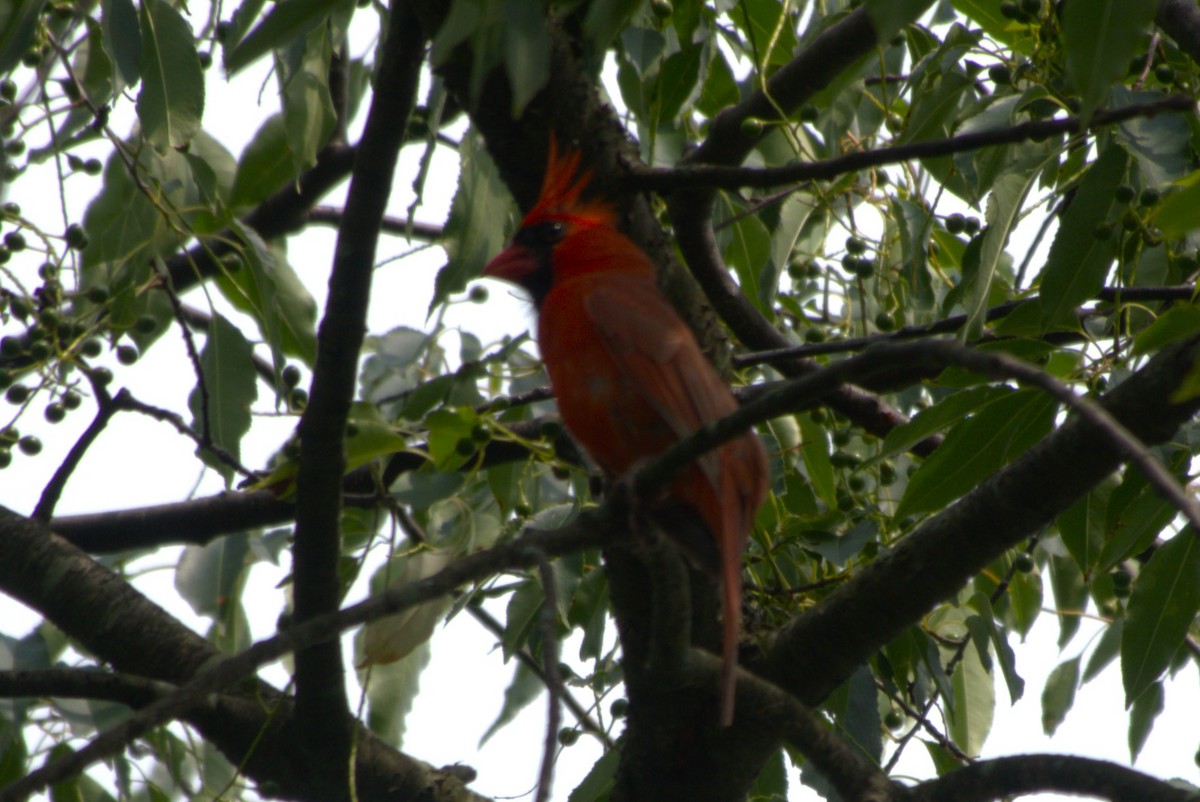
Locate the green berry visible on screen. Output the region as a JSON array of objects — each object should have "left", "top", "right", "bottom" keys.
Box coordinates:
[
  {"left": 884, "top": 710, "right": 905, "bottom": 730},
  {"left": 116, "top": 344, "right": 138, "bottom": 365},
  {"left": 987, "top": 64, "right": 1011, "bottom": 85},
  {"left": 1115, "top": 184, "right": 1136, "bottom": 203},
  {"left": 964, "top": 216, "right": 982, "bottom": 235},
  {"left": 874, "top": 311, "right": 897, "bottom": 331},
  {"left": 1155, "top": 64, "right": 1176, "bottom": 84},
  {"left": 999, "top": 1, "right": 1020, "bottom": 18},
  {"left": 557, "top": 728, "right": 579, "bottom": 746},
  {"left": 289, "top": 388, "right": 308, "bottom": 408},
  {"left": 879, "top": 460, "right": 897, "bottom": 486},
  {"left": 846, "top": 236, "right": 867, "bottom": 255},
  {"left": 454, "top": 438, "right": 476, "bottom": 457},
  {"left": 18, "top": 435, "right": 41, "bottom": 455},
  {"left": 1020, "top": 0, "right": 1041, "bottom": 15},
  {"left": 92, "top": 367, "right": 113, "bottom": 386},
  {"left": 470, "top": 422, "right": 491, "bottom": 443},
  {"left": 0, "top": 80, "right": 15, "bottom": 101},
  {"left": 44, "top": 403, "right": 65, "bottom": 423},
  {"left": 65, "top": 223, "right": 89, "bottom": 250},
  {"left": 945, "top": 213, "right": 966, "bottom": 234},
  {"left": 62, "top": 390, "right": 81, "bottom": 410},
  {"left": 1111, "top": 568, "right": 1133, "bottom": 590},
  {"left": 0, "top": 336, "right": 22, "bottom": 356},
  {"left": 0, "top": 448, "right": 10, "bottom": 468},
  {"left": 1139, "top": 187, "right": 1161, "bottom": 207},
  {"left": 610, "top": 698, "right": 628, "bottom": 718},
  {"left": 80, "top": 339, "right": 103, "bottom": 358},
  {"left": 4, "top": 231, "right": 25, "bottom": 251},
  {"left": 803, "top": 327, "right": 826, "bottom": 343},
  {"left": 739, "top": 117, "right": 764, "bottom": 138},
  {"left": 468, "top": 285, "right": 489, "bottom": 303},
  {"left": 5, "top": 385, "right": 29, "bottom": 404},
  {"left": 82, "top": 158, "right": 102, "bottom": 175},
  {"left": 134, "top": 314, "right": 157, "bottom": 333},
  {"left": 282, "top": 364, "right": 302, "bottom": 388},
  {"left": 1014, "top": 552, "right": 1035, "bottom": 573}
]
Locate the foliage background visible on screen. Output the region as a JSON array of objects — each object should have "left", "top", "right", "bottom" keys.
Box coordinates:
[{"left": 2, "top": 0, "right": 1200, "bottom": 800}]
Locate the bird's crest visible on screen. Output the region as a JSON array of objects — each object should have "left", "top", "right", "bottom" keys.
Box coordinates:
[{"left": 523, "top": 135, "right": 616, "bottom": 227}]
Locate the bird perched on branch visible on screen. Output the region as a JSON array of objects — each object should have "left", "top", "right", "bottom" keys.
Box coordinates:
[{"left": 482, "top": 136, "right": 768, "bottom": 726}]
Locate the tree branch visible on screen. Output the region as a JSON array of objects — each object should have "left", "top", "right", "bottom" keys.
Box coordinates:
[
  {"left": 634, "top": 95, "right": 1194, "bottom": 193},
  {"left": 304, "top": 206, "right": 444, "bottom": 242},
  {"left": 909, "top": 754, "right": 1197, "bottom": 802},
  {"left": 734, "top": 285, "right": 1200, "bottom": 364},
  {"left": 764, "top": 335, "right": 1200, "bottom": 709},
  {"left": 288, "top": 0, "right": 426, "bottom": 791}
]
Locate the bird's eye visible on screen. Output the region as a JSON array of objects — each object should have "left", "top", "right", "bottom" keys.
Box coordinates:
[{"left": 515, "top": 220, "right": 566, "bottom": 249}]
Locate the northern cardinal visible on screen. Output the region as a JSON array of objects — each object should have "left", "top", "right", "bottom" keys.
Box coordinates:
[{"left": 483, "top": 137, "right": 768, "bottom": 725}]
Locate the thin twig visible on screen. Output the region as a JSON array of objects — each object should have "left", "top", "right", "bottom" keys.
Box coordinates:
[
  {"left": 113, "top": 392, "right": 260, "bottom": 480},
  {"left": 533, "top": 552, "right": 563, "bottom": 802},
  {"left": 467, "top": 605, "right": 614, "bottom": 747},
  {"left": 33, "top": 387, "right": 123, "bottom": 522},
  {"left": 734, "top": 285, "right": 1200, "bottom": 365},
  {"left": 635, "top": 95, "right": 1195, "bottom": 193}
]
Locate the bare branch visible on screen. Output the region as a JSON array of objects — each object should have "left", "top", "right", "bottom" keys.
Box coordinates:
[
  {"left": 909, "top": 753, "right": 1198, "bottom": 802},
  {"left": 635, "top": 95, "right": 1194, "bottom": 193}
]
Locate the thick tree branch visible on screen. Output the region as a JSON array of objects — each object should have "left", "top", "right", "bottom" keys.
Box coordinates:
[
  {"left": 0, "top": 668, "right": 172, "bottom": 707},
  {"left": 288, "top": 0, "right": 426, "bottom": 791},
  {"left": 765, "top": 335, "right": 1200, "bottom": 708},
  {"left": 1158, "top": 0, "right": 1200, "bottom": 66},
  {"left": 0, "top": 505, "right": 603, "bottom": 802},
  {"left": 909, "top": 754, "right": 1198, "bottom": 802},
  {"left": 0, "top": 507, "right": 485, "bottom": 802}
]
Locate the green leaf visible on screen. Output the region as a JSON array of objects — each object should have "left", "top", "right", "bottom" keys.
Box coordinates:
[
  {"left": 137, "top": 0, "right": 205, "bottom": 153},
  {"left": 865, "top": 0, "right": 936, "bottom": 42},
  {"left": 747, "top": 748, "right": 788, "bottom": 802},
  {"left": 1152, "top": 169, "right": 1200, "bottom": 237},
  {"left": 949, "top": 629, "right": 995, "bottom": 756},
  {"left": 1057, "top": 486, "right": 1107, "bottom": 573},
  {"left": 174, "top": 533, "right": 250, "bottom": 618},
  {"left": 479, "top": 659, "right": 542, "bottom": 746},
  {"left": 0, "top": 0, "right": 46, "bottom": 74},
  {"left": 1098, "top": 477, "right": 1182, "bottom": 571},
  {"left": 582, "top": 0, "right": 644, "bottom": 58},
  {"left": 1041, "top": 656, "right": 1080, "bottom": 736},
  {"left": 964, "top": 145, "right": 1052, "bottom": 337},
  {"left": 879, "top": 385, "right": 1005, "bottom": 460},
  {"left": 721, "top": 201, "right": 771, "bottom": 315},
  {"left": 231, "top": 115, "right": 299, "bottom": 210},
  {"left": 218, "top": 222, "right": 319, "bottom": 369},
  {"left": 1114, "top": 89, "right": 1191, "bottom": 189},
  {"left": 1132, "top": 304, "right": 1200, "bottom": 356},
  {"left": 896, "top": 389, "right": 1057, "bottom": 517},
  {"left": 434, "top": 132, "right": 515, "bottom": 312},
  {"left": 100, "top": 0, "right": 140, "bottom": 85},
  {"left": 1062, "top": 0, "right": 1158, "bottom": 123},
  {"left": 1121, "top": 531, "right": 1200, "bottom": 705},
  {"left": 224, "top": 0, "right": 347, "bottom": 73},
  {"left": 503, "top": 0, "right": 550, "bottom": 116},
  {"left": 187, "top": 314, "right": 258, "bottom": 484},
  {"left": 1048, "top": 553, "right": 1088, "bottom": 648},
  {"left": 1038, "top": 145, "right": 1128, "bottom": 330},
  {"left": 796, "top": 413, "right": 836, "bottom": 508},
  {"left": 390, "top": 471, "right": 465, "bottom": 512},
  {"left": 278, "top": 24, "right": 337, "bottom": 173},
  {"left": 567, "top": 747, "right": 620, "bottom": 802},
  {"left": 1128, "top": 680, "right": 1164, "bottom": 761},
  {"left": 359, "top": 550, "right": 453, "bottom": 666},
  {"left": 359, "top": 639, "right": 430, "bottom": 748},
  {"left": 968, "top": 592, "right": 1024, "bottom": 703},
  {"left": 656, "top": 43, "right": 705, "bottom": 125},
  {"left": 1084, "top": 617, "right": 1123, "bottom": 682},
  {"left": 950, "top": 0, "right": 1030, "bottom": 50}
]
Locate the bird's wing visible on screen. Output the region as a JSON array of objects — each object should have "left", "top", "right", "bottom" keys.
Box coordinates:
[{"left": 582, "top": 277, "right": 737, "bottom": 486}]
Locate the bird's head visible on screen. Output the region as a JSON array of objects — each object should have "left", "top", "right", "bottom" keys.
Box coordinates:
[{"left": 483, "top": 136, "right": 630, "bottom": 308}]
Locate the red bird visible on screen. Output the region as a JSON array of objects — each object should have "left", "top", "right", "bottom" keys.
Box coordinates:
[{"left": 483, "top": 137, "right": 768, "bottom": 725}]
